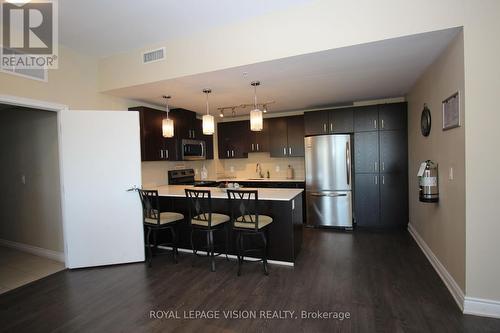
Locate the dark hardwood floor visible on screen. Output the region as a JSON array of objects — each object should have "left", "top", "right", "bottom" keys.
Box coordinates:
[{"left": 1, "top": 228, "right": 499, "bottom": 333}]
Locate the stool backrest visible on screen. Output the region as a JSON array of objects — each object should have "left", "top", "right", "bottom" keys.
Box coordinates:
[
  {"left": 138, "top": 189, "right": 161, "bottom": 225},
  {"left": 227, "top": 190, "right": 259, "bottom": 231},
  {"left": 185, "top": 189, "right": 214, "bottom": 228}
]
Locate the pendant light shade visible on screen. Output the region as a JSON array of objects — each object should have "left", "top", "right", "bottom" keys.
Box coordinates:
[
  {"left": 202, "top": 89, "right": 214, "bottom": 135},
  {"left": 162, "top": 95, "right": 174, "bottom": 138},
  {"left": 250, "top": 108, "right": 263, "bottom": 131},
  {"left": 250, "top": 81, "right": 263, "bottom": 132}
]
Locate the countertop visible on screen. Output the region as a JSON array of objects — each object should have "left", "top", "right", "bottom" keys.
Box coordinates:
[{"left": 148, "top": 185, "right": 303, "bottom": 201}]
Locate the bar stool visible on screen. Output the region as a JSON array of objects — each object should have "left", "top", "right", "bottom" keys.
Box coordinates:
[
  {"left": 185, "top": 189, "right": 230, "bottom": 272},
  {"left": 138, "top": 189, "right": 184, "bottom": 267},
  {"left": 227, "top": 190, "right": 273, "bottom": 276}
]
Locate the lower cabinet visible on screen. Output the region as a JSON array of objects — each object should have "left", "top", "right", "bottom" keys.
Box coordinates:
[
  {"left": 354, "top": 174, "right": 380, "bottom": 227},
  {"left": 354, "top": 173, "right": 408, "bottom": 228}
]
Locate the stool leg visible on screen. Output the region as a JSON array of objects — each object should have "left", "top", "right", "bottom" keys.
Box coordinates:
[
  {"left": 146, "top": 227, "right": 153, "bottom": 267},
  {"left": 237, "top": 232, "right": 243, "bottom": 276},
  {"left": 260, "top": 231, "right": 269, "bottom": 276},
  {"left": 224, "top": 224, "right": 230, "bottom": 261},
  {"left": 171, "top": 226, "right": 178, "bottom": 264},
  {"left": 209, "top": 230, "right": 215, "bottom": 272},
  {"left": 190, "top": 228, "right": 197, "bottom": 267}
]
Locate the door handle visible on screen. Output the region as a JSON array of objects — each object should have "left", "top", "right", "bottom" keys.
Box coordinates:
[
  {"left": 311, "top": 192, "right": 347, "bottom": 197},
  {"left": 381, "top": 162, "right": 385, "bottom": 171},
  {"left": 382, "top": 175, "right": 385, "bottom": 185},
  {"left": 323, "top": 123, "right": 327, "bottom": 132},
  {"left": 283, "top": 147, "right": 287, "bottom": 156},
  {"left": 381, "top": 119, "right": 385, "bottom": 129},
  {"left": 160, "top": 150, "right": 164, "bottom": 159},
  {"left": 374, "top": 161, "right": 378, "bottom": 172},
  {"left": 375, "top": 176, "right": 378, "bottom": 185},
  {"left": 374, "top": 119, "right": 377, "bottom": 129},
  {"left": 346, "top": 141, "right": 350, "bottom": 185},
  {"left": 227, "top": 150, "right": 229, "bottom": 157},
  {"left": 256, "top": 143, "right": 259, "bottom": 151},
  {"left": 252, "top": 144, "right": 254, "bottom": 151},
  {"left": 231, "top": 150, "right": 234, "bottom": 157},
  {"left": 165, "top": 149, "right": 169, "bottom": 159},
  {"left": 126, "top": 186, "right": 139, "bottom": 192},
  {"left": 330, "top": 123, "right": 333, "bottom": 132},
  {"left": 289, "top": 147, "right": 292, "bottom": 155}
]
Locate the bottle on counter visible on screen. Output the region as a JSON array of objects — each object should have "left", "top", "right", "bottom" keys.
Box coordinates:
[{"left": 286, "top": 165, "right": 294, "bottom": 180}]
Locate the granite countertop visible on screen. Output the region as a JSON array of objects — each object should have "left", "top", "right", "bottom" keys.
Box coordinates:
[{"left": 148, "top": 185, "right": 304, "bottom": 201}]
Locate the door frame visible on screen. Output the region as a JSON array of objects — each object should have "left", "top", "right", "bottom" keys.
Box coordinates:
[{"left": 0, "top": 94, "right": 69, "bottom": 266}]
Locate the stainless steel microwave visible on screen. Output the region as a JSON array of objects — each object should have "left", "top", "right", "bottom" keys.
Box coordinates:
[{"left": 181, "top": 139, "right": 206, "bottom": 160}]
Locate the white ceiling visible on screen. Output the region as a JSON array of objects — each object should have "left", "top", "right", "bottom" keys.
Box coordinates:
[
  {"left": 107, "top": 28, "right": 461, "bottom": 115},
  {"left": 59, "top": 0, "right": 310, "bottom": 57}
]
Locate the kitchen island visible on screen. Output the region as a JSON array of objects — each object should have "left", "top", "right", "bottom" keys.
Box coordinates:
[{"left": 148, "top": 185, "right": 303, "bottom": 265}]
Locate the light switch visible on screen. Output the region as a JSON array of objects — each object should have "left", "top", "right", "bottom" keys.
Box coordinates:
[{"left": 449, "top": 167, "right": 454, "bottom": 180}]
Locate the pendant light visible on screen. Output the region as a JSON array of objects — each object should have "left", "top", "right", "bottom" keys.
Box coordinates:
[
  {"left": 162, "top": 95, "right": 174, "bottom": 138},
  {"left": 202, "top": 89, "right": 214, "bottom": 135},
  {"left": 250, "top": 81, "right": 263, "bottom": 131}
]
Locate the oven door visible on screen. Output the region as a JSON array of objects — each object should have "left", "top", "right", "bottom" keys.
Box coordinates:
[{"left": 182, "top": 139, "right": 206, "bottom": 160}]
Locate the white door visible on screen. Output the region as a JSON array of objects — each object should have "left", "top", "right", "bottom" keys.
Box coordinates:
[{"left": 59, "top": 110, "right": 144, "bottom": 268}]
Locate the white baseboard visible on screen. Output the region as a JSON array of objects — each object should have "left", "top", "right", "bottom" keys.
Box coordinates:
[
  {"left": 407, "top": 224, "right": 465, "bottom": 311},
  {"left": 464, "top": 297, "right": 500, "bottom": 319},
  {"left": 0, "top": 238, "right": 65, "bottom": 263},
  {"left": 158, "top": 246, "right": 294, "bottom": 267}
]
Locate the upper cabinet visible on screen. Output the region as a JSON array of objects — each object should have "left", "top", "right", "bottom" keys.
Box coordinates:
[
  {"left": 378, "top": 103, "right": 407, "bottom": 131},
  {"left": 129, "top": 106, "right": 213, "bottom": 161},
  {"left": 353, "top": 105, "right": 379, "bottom": 132},
  {"left": 248, "top": 119, "right": 269, "bottom": 153},
  {"left": 268, "top": 115, "right": 305, "bottom": 157},
  {"left": 217, "top": 121, "right": 250, "bottom": 159},
  {"left": 304, "top": 109, "right": 353, "bottom": 136}
]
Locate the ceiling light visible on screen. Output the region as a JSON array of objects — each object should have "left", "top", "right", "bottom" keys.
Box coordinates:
[
  {"left": 250, "top": 81, "right": 263, "bottom": 132},
  {"left": 162, "top": 95, "right": 174, "bottom": 138},
  {"left": 263, "top": 104, "right": 268, "bottom": 113},
  {"left": 219, "top": 109, "right": 224, "bottom": 118},
  {"left": 202, "top": 89, "right": 214, "bottom": 135}
]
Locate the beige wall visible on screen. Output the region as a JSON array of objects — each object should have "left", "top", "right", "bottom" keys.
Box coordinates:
[
  {"left": 0, "top": 108, "right": 63, "bottom": 252},
  {"left": 463, "top": 1, "right": 500, "bottom": 301},
  {"left": 1, "top": 45, "right": 135, "bottom": 110},
  {"left": 407, "top": 31, "right": 465, "bottom": 290}
]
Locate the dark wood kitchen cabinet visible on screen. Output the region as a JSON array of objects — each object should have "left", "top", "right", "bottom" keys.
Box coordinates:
[
  {"left": 130, "top": 106, "right": 178, "bottom": 161},
  {"left": 353, "top": 102, "right": 408, "bottom": 228},
  {"left": 304, "top": 108, "right": 353, "bottom": 135},
  {"left": 248, "top": 119, "right": 269, "bottom": 153},
  {"left": 195, "top": 119, "right": 214, "bottom": 159},
  {"left": 268, "top": 115, "right": 304, "bottom": 157},
  {"left": 170, "top": 108, "right": 199, "bottom": 140},
  {"left": 354, "top": 105, "right": 379, "bottom": 132},
  {"left": 217, "top": 121, "right": 250, "bottom": 159},
  {"left": 354, "top": 173, "right": 380, "bottom": 227}
]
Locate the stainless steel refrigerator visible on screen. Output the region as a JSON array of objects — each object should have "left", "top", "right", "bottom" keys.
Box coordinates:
[{"left": 305, "top": 135, "right": 353, "bottom": 228}]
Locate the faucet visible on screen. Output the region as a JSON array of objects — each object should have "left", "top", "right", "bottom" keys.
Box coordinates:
[{"left": 256, "top": 163, "right": 264, "bottom": 178}]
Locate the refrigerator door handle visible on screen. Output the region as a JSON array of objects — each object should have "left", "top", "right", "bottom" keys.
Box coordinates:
[
  {"left": 311, "top": 192, "right": 347, "bottom": 197},
  {"left": 346, "top": 141, "right": 350, "bottom": 185}
]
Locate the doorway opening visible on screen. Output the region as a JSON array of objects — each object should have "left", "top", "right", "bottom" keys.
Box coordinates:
[{"left": 0, "top": 103, "right": 65, "bottom": 294}]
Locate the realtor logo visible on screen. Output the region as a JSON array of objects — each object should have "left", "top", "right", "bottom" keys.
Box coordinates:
[{"left": 1, "top": 0, "right": 58, "bottom": 69}]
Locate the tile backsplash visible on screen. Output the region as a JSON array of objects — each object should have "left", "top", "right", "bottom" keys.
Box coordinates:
[{"left": 141, "top": 152, "right": 304, "bottom": 187}]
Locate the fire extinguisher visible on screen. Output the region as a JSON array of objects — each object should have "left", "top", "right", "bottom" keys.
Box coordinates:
[{"left": 418, "top": 160, "right": 439, "bottom": 203}]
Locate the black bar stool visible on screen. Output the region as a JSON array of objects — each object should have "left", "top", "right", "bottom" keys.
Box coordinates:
[
  {"left": 185, "top": 189, "right": 230, "bottom": 272},
  {"left": 227, "top": 190, "right": 273, "bottom": 276},
  {"left": 138, "top": 189, "right": 184, "bottom": 267}
]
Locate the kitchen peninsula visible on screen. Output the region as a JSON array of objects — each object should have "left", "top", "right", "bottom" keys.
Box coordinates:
[{"left": 148, "top": 185, "right": 303, "bottom": 264}]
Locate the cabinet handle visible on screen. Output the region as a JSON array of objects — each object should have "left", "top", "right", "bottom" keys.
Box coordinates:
[
  {"left": 227, "top": 150, "right": 229, "bottom": 158},
  {"left": 381, "top": 119, "right": 385, "bottom": 129},
  {"left": 330, "top": 123, "right": 333, "bottom": 132},
  {"left": 382, "top": 162, "right": 385, "bottom": 171},
  {"left": 374, "top": 161, "right": 378, "bottom": 172},
  {"left": 160, "top": 150, "right": 164, "bottom": 159},
  {"left": 256, "top": 143, "right": 259, "bottom": 151},
  {"left": 232, "top": 150, "right": 234, "bottom": 157},
  {"left": 283, "top": 147, "right": 287, "bottom": 156},
  {"left": 382, "top": 175, "right": 385, "bottom": 185},
  {"left": 166, "top": 150, "right": 169, "bottom": 159},
  {"left": 252, "top": 143, "right": 255, "bottom": 151},
  {"left": 374, "top": 119, "right": 377, "bottom": 129},
  {"left": 375, "top": 175, "right": 378, "bottom": 185},
  {"left": 323, "top": 123, "right": 327, "bottom": 132},
  {"left": 289, "top": 147, "right": 292, "bottom": 155}
]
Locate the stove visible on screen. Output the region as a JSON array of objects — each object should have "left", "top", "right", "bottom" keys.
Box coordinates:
[{"left": 168, "top": 169, "right": 219, "bottom": 187}]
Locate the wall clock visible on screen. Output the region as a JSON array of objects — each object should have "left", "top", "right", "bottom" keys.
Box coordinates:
[{"left": 421, "top": 104, "right": 431, "bottom": 137}]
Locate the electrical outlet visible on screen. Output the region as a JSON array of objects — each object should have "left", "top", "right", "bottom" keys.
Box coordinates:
[{"left": 449, "top": 167, "right": 454, "bottom": 180}]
